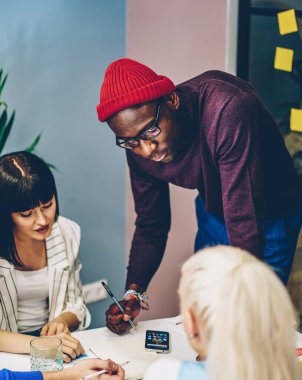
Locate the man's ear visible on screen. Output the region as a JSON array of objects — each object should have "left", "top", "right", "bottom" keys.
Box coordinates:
[{"left": 164, "top": 91, "right": 180, "bottom": 111}]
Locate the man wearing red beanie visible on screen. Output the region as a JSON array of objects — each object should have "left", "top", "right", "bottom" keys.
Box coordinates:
[{"left": 97, "top": 58, "right": 302, "bottom": 334}]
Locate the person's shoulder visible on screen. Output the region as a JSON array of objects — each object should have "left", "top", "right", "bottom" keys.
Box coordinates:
[
  {"left": 177, "top": 70, "right": 256, "bottom": 99},
  {"left": 198, "top": 71, "right": 260, "bottom": 119},
  {"left": 0, "top": 258, "right": 12, "bottom": 270},
  {"left": 177, "top": 70, "right": 236, "bottom": 87},
  {"left": 56, "top": 216, "right": 81, "bottom": 243},
  {"left": 144, "top": 358, "right": 182, "bottom": 380},
  {"left": 179, "top": 360, "right": 207, "bottom": 379},
  {"left": 57, "top": 215, "right": 80, "bottom": 231}
]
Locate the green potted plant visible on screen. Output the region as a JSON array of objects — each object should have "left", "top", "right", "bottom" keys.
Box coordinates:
[{"left": 0, "top": 68, "right": 41, "bottom": 155}]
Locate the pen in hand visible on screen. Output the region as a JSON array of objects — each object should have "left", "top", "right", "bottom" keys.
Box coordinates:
[
  {"left": 101, "top": 281, "right": 136, "bottom": 329},
  {"left": 80, "top": 360, "right": 129, "bottom": 380}
]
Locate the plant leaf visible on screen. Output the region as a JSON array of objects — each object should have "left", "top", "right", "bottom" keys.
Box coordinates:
[
  {"left": 0, "top": 109, "right": 8, "bottom": 136},
  {"left": 24, "top": 134, "right": 57, "bottom": 169},
  {"left": 0, "top": 110, "right": 15, "bottom": 154},
  {"left": 0, "top": 73, "right": 8, "bottom": 98},
  {"left": 0, "top": 69, "right": 3, "bottom": 85},
  {"left": 44, "top": 161, "right": 58, "bottom": 171},
  {"left": 25, "top": 133, "right": 42, "bottom": 152}
]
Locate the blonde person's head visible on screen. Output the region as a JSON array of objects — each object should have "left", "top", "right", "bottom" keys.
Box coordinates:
[{"left": 178, "top": 245, "right": 299, "bottom": 380}]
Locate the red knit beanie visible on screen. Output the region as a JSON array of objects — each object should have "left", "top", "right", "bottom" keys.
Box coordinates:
[{"left": 96, "top": 58, "right": 175, "bottom": 122}]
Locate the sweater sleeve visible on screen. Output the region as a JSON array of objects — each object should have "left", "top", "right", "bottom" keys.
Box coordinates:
[
  {"left": 216, "top": 93, "right": 265, "bottom": 258},
  {"left": 126, "top": 151, "right": 171, "bottom": 290},
  {"left": 0, "top": 370, "right": 43, "bottom": 380}
]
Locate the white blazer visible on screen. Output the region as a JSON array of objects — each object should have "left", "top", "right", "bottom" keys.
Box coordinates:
[{"left": 0, "top": 216, "right": 91, "bottom": 332}]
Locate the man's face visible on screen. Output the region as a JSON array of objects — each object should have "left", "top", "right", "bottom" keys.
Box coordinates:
[{"left": 107, "top": 95, "right": 182, "bottom": 163}]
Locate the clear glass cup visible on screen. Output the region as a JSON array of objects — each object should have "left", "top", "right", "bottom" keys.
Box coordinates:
[{"left": 30, "top": 336, "right": 63, "bottom": 372}]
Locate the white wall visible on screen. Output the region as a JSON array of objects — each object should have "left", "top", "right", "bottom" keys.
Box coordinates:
[
  {"left": 0, "top": 0, "right": 127, "bottom": 328},
  {"left": 126, "top": 0, "right": 231, "bottom": 319}
]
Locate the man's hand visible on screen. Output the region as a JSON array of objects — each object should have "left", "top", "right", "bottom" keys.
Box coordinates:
[
  {"left": 43, "top": 358, "right": 125, "bottom": 380},
  {"left": 105, "top": 298, "right": 140, "bottom": 335}
]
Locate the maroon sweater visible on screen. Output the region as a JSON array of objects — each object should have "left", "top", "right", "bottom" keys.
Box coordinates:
[{"left": 126, "top": 70, "right": 301, "bottom": 290}]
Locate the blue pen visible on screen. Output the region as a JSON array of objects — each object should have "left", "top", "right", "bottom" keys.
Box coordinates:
[{"left": 101, "top": 281, "right": 136, "bottom": 329}]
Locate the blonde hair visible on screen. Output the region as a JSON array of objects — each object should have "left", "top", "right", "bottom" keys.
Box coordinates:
[{"left": 178, "top": 246, "right": 299, "bottom": 380}]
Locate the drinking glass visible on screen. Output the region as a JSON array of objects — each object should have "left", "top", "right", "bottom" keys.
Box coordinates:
[{"left": 30, "top": 336, "right": 63, "bottom": 371}]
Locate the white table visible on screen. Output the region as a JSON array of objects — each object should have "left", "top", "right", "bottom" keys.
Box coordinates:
[
  {"left": 0, "top": 317, "right": 195, "bottom": 379},
  {"left": 0, "top": 316, "right": 301, "bottom": 378}
]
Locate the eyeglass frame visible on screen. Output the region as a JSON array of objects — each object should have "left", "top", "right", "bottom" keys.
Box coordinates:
[{"left": 115, "top": 100, "right": 162, "bottom": 149}]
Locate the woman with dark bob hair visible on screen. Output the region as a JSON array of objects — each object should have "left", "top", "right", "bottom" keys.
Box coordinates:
[{"left": 0, "top": 151, "right": 90, "bottom": 362}]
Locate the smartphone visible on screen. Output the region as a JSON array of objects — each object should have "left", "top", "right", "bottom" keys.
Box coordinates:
[{"left": 145, "top": 329, "right": 170, "bottom": 353}]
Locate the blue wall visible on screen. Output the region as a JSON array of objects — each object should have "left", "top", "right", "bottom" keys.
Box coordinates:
[{"left": 0, "top": 0, "right": 126, "bottom": 328}]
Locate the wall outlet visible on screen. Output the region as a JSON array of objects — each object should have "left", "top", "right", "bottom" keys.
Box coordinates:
[{"left": 82, "top": 279, "right": 108, "bottom": 304}]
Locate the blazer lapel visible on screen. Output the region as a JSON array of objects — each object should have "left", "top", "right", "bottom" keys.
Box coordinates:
[{"left": 46, "top": 222, "right": 69, "bottom": 321}]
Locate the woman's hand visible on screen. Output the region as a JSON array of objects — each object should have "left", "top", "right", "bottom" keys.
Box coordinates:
[
  {"left": 40, "top": 320, "right": 70, "bottom": 336},
  {"left": 41, "top": 312, "right": 80, "bottom": 336},
  {"left": 55, "top": 332, "right": 85, "bottom": 363}
]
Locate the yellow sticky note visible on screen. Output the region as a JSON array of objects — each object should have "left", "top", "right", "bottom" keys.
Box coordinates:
[
  {"left": 277, "top": 9, "right": 298, "bottom": 35},
  {"left": 290, "top": 108, "right": 302, "bottom": 132},
  {"left": 274, "top": 47, "right": 294, "bottom": 72}
]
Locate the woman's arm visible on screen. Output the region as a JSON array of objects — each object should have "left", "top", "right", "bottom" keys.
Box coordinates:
[
  {"left": 0, "top": 369, "right": 42, "bottom": 380},
  {"left": 61, "top": 257, "right": 90, "bottom": 330},
  {"left": 0, "top": 329, "right": 32, "bottom": 354},
  {"left": 0, "top": 329, "right": 84, "bottom": 364},
  {"left": 43, "top": 359, "right": 125, "bottom": 380},
  {"left": 0, "top": 360, "right": 125, "bottom": 380},
  {"left": 57, "top": 219, "right": 91, "bottom": 330}
]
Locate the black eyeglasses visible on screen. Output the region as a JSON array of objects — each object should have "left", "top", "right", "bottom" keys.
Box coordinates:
[{"left": 116, "top": 102, "right": 162, "bottom": 149}]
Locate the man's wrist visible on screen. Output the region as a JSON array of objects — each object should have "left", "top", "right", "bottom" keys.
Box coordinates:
[
  {"left": 123, "top": 288, "right": 149, "bottom": 310},
  {"left": 126, "top": 283, "right": 145, "bottom": 293}
]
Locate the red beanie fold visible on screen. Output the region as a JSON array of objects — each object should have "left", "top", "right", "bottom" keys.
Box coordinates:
[{"left": 96, "top": 58, "right": 175, "bottom": 122}]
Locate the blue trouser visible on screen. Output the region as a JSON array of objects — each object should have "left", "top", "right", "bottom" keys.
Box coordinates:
[
  {"left": 194, "top": 196, "right": 302, "bottom": 284},
  {"left": 21, "top": 328, "right": 41, "bottom": 337}
]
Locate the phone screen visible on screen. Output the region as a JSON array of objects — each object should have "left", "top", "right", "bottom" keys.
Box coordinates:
[{"left": 145, "top": 330, "right": 170, "bottom": 352}]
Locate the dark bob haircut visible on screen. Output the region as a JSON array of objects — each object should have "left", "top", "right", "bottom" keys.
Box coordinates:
[{"left": 0, "top": 151, "right": 59, "bottom": 266}]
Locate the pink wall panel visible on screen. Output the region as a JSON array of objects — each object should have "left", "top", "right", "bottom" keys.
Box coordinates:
[{"left": 126, "top": 0, "right": 228, "bottom": 320}]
